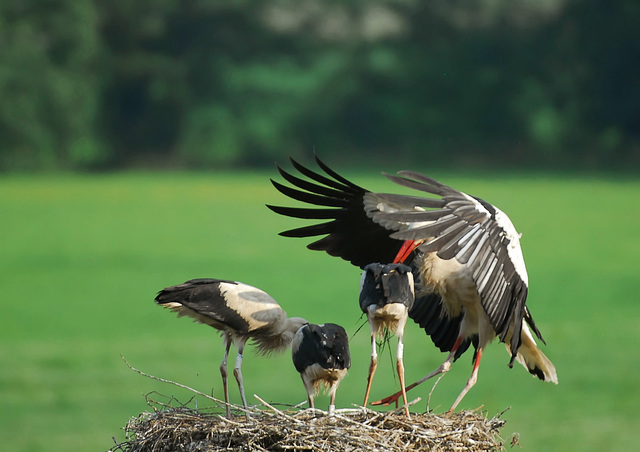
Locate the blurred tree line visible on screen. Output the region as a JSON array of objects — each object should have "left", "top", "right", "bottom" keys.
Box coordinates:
[{"left": 0, "top": 0, "right": 637, "bottom": 171}]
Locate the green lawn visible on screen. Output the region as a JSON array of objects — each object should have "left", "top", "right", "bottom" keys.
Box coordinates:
[{"left": 1, "top": 169, "right": 639, "bottom": 451}]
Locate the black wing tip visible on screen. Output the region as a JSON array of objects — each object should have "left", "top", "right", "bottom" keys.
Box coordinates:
[
  {"left": 269, "top": 178, "right": 286, "bottom": 193},
  {"left": 278, "top": 230, "right": 303, "bottom": 238},
  {"left": 313, "top": 152, "right": 328, "bottom": 168},
  {"left": 274, "top": 164, "right": 294, "bottom": 181},
  {"left": 266, "top": 203, "right": 301, "bottom": 220},
  {"left": 265, "top": 203, "right": 284, "bottom": 215},
  {"left": 537, "top": 334, "right": 547, "bottom": 346},
  {"left": 289, "top": 155, "right": 311, "bottom": 174}
]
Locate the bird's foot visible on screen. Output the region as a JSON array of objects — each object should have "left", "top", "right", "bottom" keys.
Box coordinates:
[{"left": 370, "top": 391, "right": 402, "bottom": 407}]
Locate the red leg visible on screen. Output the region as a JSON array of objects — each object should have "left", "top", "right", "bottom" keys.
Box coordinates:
[
  {"left": 371, "top": 336, "right": 464, "bottom": 406},
  {"left": 448, "top": 348, "right": 483, "bottom": 414},
  {"left": 363, "top": 354, "right": 378, "bottom": 407},
  {"left": 397, "top": 357, "right": 410, "bottom": 417}
]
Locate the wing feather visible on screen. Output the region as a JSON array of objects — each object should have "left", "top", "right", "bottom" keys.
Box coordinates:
[
  {"left": 276, "top": 165, "right": 353, "bottom": 199},
  {"left": 271, "top": 180, "right": 347, "bottom": 208},
  {"left": 267, "top": 205, "right": 340, "bottom": 220},
  {"left": 267, "top": 157, "right": 403, "bottom": 267}
]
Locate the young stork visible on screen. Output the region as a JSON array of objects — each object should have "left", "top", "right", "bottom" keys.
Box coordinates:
[
  {"left": 292, "top": 322, "right": 351, "bottom": 415},
  {"left": 155, "top": 278, "right": 307, "bottom": 417},
  {"left": 267, "top": 155, "right": 557, "bottom": 413},
  {"left": 359, "top": 263, "right": 414, "bottom": 416}
]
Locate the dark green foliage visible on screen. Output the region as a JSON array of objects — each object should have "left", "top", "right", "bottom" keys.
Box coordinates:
[
  {"left": 0, "top": 0, "right": 638, "bottom": 170},
  {"left": 0, "top": 0, "right": 104, "bottom": 169}
]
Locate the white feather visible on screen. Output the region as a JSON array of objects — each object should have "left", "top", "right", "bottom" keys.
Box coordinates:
[{"left": 494, "top": 208, "right": 528, "bottom": 286}]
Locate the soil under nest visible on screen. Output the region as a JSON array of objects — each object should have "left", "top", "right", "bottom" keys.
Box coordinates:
[{"left": 111, "top": 398, "right": 507, "bottom": 451}]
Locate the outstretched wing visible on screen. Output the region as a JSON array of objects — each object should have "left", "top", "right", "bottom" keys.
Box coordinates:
[
  {"left": 267, "top": 157, "right": 471, "bottom": 358},
  {"left": 369, "top": 171, "right": 543, "bottom": 360},
  {"left": 266, "top": 155, "right": 404, "bottom": 268}
]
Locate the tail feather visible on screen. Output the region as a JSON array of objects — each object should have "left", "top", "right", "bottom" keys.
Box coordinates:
[{"left": 506, "top": 324, "right": 558, "bottom": 384}]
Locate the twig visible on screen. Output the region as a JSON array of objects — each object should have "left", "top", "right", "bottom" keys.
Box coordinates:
[
  {"left": 254, "top": 394, "right": 305, "bottom": 425},
  {"left": 391, "top": 397, "right": 422, "bottom": 415},
  {"left": 121, "top": 354, "right": 254, "bottom": 417},
  {"left": 496, "top": 406, "right": 511, "bottom": 418},
  {"left": 427, "top": 373, "right": 445, "bottom": 412},
  {"left": 121, "top": 355, "right": 219, "bottom": 403}
]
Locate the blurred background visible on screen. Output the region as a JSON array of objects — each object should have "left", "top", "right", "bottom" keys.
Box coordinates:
[
  {"left": 2, "top": 1, "right": 640, "bottom": 452},
  {"left": 1, "top": 0, "right": 638, "bottom": 172}
]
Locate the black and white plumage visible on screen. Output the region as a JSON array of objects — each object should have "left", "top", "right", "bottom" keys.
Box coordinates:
[
  {"left": 359, "top": 263, "right": 415, "bottom": 416},
  {"left": 267, "top": 156, "right": 557, "bottom": 413},
  {"left": 155, "top": 278, "right": 307, "bottom": 417},
  {"left": 292, "top": 323, "right": 351, "bottom": 415}
]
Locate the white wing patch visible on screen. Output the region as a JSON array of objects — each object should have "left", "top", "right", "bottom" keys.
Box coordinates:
[
  {"left": 494, "top": 207, "right": 528, "bottom": 286},
  {"left": 219, "top": 282, "right": 281, "bottom": 331},
  {"left": 461, "top": 192, "right": 491, "bottom": 219}
]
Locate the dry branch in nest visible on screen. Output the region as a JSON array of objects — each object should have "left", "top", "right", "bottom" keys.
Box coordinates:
[{"left": 111, "top": 357, "right": 507, "bottom": 451}]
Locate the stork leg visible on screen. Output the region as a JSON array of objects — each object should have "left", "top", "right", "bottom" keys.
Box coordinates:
[
  {"left": 233, "top": 341, "right": 248, "bottom": 410},
  {"left": 363, "top": 333, "right": 378, "bottom": 407},
  {"left": 219, "top": 337, "right": 232, "bottom": 417},
  {"left": 372, "top": 336, "right": 464, "bottom": 407},
  {"left": 396, "top": 329, "right": 410, "bottom": 417},
  {"left": 448, "top": 348, "right": 483, "bottom": 414},
  {"left": 301, "top": 374, "right": 315, "bottom": 410},
  {"left": 328, "top": 380, "right": 339, "bottom": 416}
]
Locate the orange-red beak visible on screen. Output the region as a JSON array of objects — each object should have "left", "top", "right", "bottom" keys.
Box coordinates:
[{"left": 393, "top": 240, "right": 421, "bottom": 263}]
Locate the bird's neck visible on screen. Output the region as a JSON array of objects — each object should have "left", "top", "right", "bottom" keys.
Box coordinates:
[{"left": 253, "top": 317, "right": 307, "bottom": 356}]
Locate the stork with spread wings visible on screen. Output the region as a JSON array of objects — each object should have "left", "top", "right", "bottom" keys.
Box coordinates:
[{"left": 268, "top": 155, "right": 557, "bottom": 413}]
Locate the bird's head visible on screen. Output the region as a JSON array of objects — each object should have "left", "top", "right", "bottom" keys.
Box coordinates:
[{"left": 359, "top": 262, "right": 415, "bottom": 311}]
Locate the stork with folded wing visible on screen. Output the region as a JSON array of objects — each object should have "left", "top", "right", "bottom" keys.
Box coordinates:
[
  {"left": 292, "top": 322, "right": 351, "bottom": 415},
  {"left": 155, "top": 278, "right": 307, "bottom": 417}
]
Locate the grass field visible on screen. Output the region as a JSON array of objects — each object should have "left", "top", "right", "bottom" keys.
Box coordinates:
[{"left": 1, "top": 168, "right": 639, "bottom": 451}]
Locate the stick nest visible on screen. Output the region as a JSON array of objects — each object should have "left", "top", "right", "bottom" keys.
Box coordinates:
[
  {"left": 112, "top": 397, "right": 506, "bottom": 452},
  {"left": 111, "top": 358, "right": 508, "bottom": 451}
]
